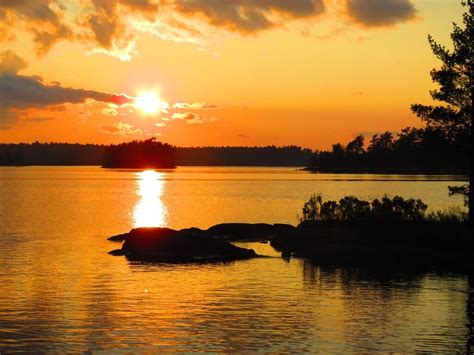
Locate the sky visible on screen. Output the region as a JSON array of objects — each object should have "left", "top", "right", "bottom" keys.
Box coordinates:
[{"left": 0, "top": 0, "right": 465, "bottom": 149}]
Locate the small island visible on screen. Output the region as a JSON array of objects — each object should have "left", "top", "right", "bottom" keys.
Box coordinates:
[{"left": 102, "top": 138, "right": 176, "bottom": 169}]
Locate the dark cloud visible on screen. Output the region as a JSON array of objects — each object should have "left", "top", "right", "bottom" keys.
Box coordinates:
[
  {"left": 84, "top": 0, "right": 158, "bottom": 54},
  {"left": 346, "top": 0, "right": 417, "bottom": 27},
  {"left": 0, "top": 74, "right": 132, "bottom": 108},
  {"left": 0, "top": 50, "right": 133, "bottom": 129},
  {"left": 174, "top": 0, "right": 325, "bottom": 33}
]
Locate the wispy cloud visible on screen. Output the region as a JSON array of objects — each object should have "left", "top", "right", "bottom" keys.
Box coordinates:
[
  {"left": 165, "top": 112, "right": 216, "bottom": 124},
  {"left": 102, "top": 122, "right": 143, "bottom": 135},
  {"left": 173, "top": 102, "right": 219, "bottom": 109}
]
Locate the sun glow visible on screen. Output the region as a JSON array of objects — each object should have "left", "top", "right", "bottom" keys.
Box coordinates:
[
  {"left": 135, "top": 92, "right": 167, "bottom": 115},
  {"left": 133, "top": 170, "right": 167, "bottom": 228}
]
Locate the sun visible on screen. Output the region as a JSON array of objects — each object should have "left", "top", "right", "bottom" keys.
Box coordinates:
[{"left": 135, "top": 92, "right": 164, "bottom": 115}]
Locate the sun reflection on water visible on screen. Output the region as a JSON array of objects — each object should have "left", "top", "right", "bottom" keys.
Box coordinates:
[{"left": 133, "top": 170, "right": 167, "bottom": 228}]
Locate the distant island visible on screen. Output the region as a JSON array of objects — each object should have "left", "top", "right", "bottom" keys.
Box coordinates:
[{"left": 0, "top": 126, "right": 468, "bottom": 173}]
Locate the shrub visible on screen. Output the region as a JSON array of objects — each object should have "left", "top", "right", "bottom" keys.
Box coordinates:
[
  {"left": 299, "top": 194, "right": 428, "bottom": 223},
  {"left": 427, "top": 207, "right": 468, "bottom": 223}
]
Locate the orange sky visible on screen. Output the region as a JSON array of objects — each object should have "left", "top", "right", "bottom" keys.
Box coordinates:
[{"left": 0, "top": 0, "right": 465, "bottom": 149}]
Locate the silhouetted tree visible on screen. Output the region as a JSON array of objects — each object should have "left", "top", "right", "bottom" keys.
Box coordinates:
[
  {"left": 346, "top": 135, "right": 365, "bottom": 154},
  {"left": 368, "top": 131, "right": 394, "bottom": 153},
  {"left": 175, "top": 145, "right": 313, "bottom": 166},
  {"left": 411, "top": 0, "right": 473, "bottom": 224}
]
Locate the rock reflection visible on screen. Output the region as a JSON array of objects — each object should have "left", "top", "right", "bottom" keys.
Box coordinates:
[{"left": 133, "top": 170, "right": 167, "bottom": 228}]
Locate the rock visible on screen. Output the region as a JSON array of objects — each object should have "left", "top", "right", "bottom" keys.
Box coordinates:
[
  {"left": 108, "top": 233, "right": 129, "bottom": 242},
  {"left": 207, "top": 223, "right": 256, "bottom": 238},
  {"left": 111, "top": 227, "right": 259, "bottom": 262},
  {"left": 178, "top": 227, "right": 210, "bottom": 238},
  {"left": 273, "top": 223, "right": 296, "bottom": 235},
  {"left": 297, "top": 220, "right": 324, "bottom": 230},
  {"left": 254, "top": 223, "right": 276, "bottom": 235},
  {"left": 109, "top": 248, "right": 126, "bottom": 256},
  {"left": 207, "top": 223, "right": 276, "bottom": 241}
]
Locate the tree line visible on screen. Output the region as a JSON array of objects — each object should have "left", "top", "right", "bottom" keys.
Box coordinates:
[
  {"left": 0, "top": 130, "right": 468, "bottom": 173},
  {"left": 0, "top": 140, "right": 313, "bottom": 167}
]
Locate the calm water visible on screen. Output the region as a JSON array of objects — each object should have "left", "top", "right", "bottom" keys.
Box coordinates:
[{"left": 0, "top": 166, "right": 471, "bottom": 352}]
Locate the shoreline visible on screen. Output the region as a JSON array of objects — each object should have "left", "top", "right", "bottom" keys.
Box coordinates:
[{"left": 109, "top": 221, "right": 473, "bottom": 271}]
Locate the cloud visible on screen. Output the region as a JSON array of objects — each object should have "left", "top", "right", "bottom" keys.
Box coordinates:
[
  {"left": 173, "top": 0, "right": 326, "bottom": 33},
  {"left": 345, "top": 0, "right": 417, "bottom": 27},
  {"left": 166, "top": 112, "right": 216, "bottom": 124},
  {"left": 0, "top": 0, "right": 326, "bottom": 61},
  {"left": 173, "top": 102, "right": 219, "bottom": 109},
  {"left": 83, "top": 0, "right": 158, "bottom": 49},
  {"left": 0, "top": 0, "right": 419, "bottom": 61},
  {"left": 0, "top": 0, "right": 73, "bottom": 54},
  {"left": 101, "top": 107, "right": 119, "bottom": 116},
  {"left": 0, "top": 50, "right": 27, "bottom": 74},
  {"left": 131, "top": 14, "right": 206, "bottom": 48},
  {"left": 0, "top": 74, "right": 132, "bottom": 108},
  {"left": 24, "top": 116, "right": 56, "bottom": 123},
  {"left": 102, "top": 122, "right": 143, "bottom": 135},
  {"left": 0, "top": 0, "right": 156, "bottom": 60},
  {"left": 0, "top": 50, "right": 133, "bottom": 129}
]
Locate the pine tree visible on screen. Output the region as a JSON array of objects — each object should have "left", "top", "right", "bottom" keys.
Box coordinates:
[{"left": 411, "top": 0, "right": 473, "bottom": 224}]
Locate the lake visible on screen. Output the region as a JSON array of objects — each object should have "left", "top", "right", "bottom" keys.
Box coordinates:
[{"left": 0, "top": 166, "right": 471, "bottom": 352}]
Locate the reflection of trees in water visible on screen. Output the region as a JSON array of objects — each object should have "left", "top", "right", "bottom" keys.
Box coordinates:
[
  {"left": 301, "top": 261, "right": 425, "bottom": 291},
  {"left": 336, "top": 268, "right": 423, "bottom": 352},
  {"left": 467, "top": 274, "right": 474, "bottom": 354},
  {"left": 301, "top": 261, "right": 469, "bottom": 352}
]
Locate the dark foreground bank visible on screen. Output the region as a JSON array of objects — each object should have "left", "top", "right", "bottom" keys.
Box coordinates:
[{"left": 109, "top": 222, "right": 473, "bottom": 270}]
